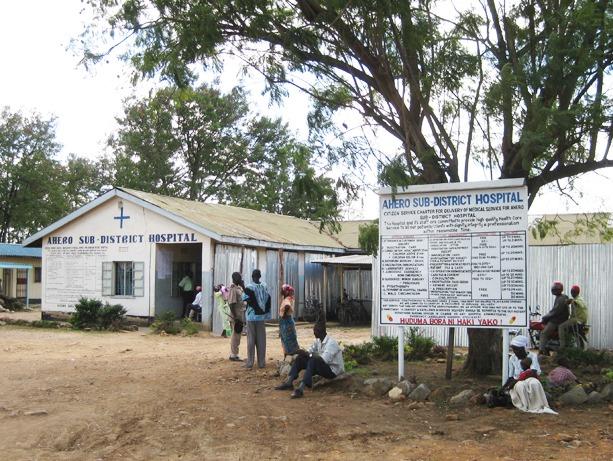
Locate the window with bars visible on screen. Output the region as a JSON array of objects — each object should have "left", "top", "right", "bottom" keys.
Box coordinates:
[{"left": 101, "top": 261, "right": 144, "bottom": 297}]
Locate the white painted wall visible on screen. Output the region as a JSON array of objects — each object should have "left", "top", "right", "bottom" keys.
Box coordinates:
[{"left": 41, "top": 197, "right": 210, "bottom": 317}]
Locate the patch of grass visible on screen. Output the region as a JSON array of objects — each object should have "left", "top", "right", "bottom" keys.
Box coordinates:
[{"left": 30, "top": 320, "right": 62, "bottom": 329}]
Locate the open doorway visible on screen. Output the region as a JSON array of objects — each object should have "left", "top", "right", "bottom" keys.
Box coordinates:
[{"left": 154, "top": 243, "right": 202, "bottom": 319}]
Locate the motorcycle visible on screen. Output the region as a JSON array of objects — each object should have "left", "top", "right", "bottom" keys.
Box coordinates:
[{"left": 528, "top": 304, "right": 589, "bottom": 351}]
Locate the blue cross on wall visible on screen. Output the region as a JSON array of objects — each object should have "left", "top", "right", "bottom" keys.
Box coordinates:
[{"left": 114, "top": 207, "right": 130, "bottom": 229}]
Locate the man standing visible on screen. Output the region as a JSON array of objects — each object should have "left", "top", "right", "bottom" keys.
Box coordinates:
[
  {"left": 559, "top": 284, "right": 588, "bottom": 347},
  {"left": 242, "top": 269, "right": 271, "bottom": 369},
  {"left": 275, "top": 321, "right": 344, "bottom": 398},
  {"left": 540, "top": 281, "right": 570, "bottom": 354},
  {"left": 227, "top": 272, "right": 245, "bottom": 361},
  {"left": 178, "top": 271, "right": 194, "bottom": 318}
]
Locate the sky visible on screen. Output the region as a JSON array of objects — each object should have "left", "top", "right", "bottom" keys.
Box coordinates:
[{"left": 1, "top": 0, "right": 612, "bottom": 220}]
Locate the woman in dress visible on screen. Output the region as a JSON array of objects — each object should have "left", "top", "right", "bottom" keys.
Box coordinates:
[{"left": 279, "top": 284, "right": 300, "bottom": 357}]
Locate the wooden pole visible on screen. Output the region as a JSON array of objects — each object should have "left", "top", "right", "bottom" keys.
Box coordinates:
[{"left": 445, "top": 327, "right": 455, "bottom": 380}]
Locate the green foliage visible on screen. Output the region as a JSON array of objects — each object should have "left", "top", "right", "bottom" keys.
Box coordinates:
[
  {"left": 180, "top": 318, "right": 200, "bottom": 336},
  {"left": 70, "top": 298, "right": 127, "bottom": 331},
  {"left": 557, "top": 347, "right": 611, "bottom": 367},
  {"left": 98, "top": 303, "right": 128, "bottom": 330},
  {"left": 70, "top": 298, "right": 103, "bottom": 329},
  {"left": 342, "top": 330, "right": 435, "bottom": 366},
  {"left": 30, "top": 320, "right": 63, "bottom": 329},
  {"left": 83, "top": 0, "right": 613, "bottom": 206},
  {"left": 405, "top": 327, "right": 435, "bottom": 361},
  {"left": 150, "top": 311, "right": 182, "bottom": 335},
  {"left": 108, "top": 85, "right": 343, "bottom": 230},
  {"left": 0, "top": 107, "right": 108, "bottom": 242},
  {"left": 358, "top": 220, "right": 379, "bottom": 256},
  {"left": 602, "top": 369, "right": 613, "bottom": 383},
  {"left": 344, "top": 359, "right": 359, "bottom": 372},
  {"left": 530, "top": 213, "right": 613, "bottom": 244},
  {"left": 150, "top": 311, "right": 201, "bottom": 335}
]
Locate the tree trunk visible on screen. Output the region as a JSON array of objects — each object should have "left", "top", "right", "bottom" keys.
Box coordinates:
[{"left": 463, "top": 328, "right": 502, "bottom": 376}]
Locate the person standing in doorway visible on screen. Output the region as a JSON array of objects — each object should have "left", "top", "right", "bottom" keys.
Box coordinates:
[
  {"left": 227, "top": 272, "right": 245, "bottom": 361},
  {"left": 178, "top": 271, "right": 194, "bottom": 318},
  {"left": 242, "top": 269, "right": 271, "bottom": 369}
]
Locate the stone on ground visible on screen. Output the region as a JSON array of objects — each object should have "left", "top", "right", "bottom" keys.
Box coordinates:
[
  {"left": 558, "top": 385, "right": 588, "bottom": 405},
  {"left": 408, "top": 383, "right": 431, "bottom": 401},
  {"left": 449, "top": 389, "right": 474, "bottom": 406}
]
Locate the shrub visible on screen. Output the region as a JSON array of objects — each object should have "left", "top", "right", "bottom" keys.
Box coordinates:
[
  {"left": 150, "top": 311, "right": 182, "bottom": 335},
  {"left": 70, "top": 298, "right": 103, "bottom": 329},
  {"left": 557, "top": 347, "right": 611, "bottom": 367},
  {"left": 343, "top": 341, "right": 376, "bottom": 365},
  {"left": 181, "top": 318, "right": 200, "bottom": 336},
  {"left": 372, "top": 335, "right": 398, "bottom": 361},
  {"left": 70, "top": 298, "right": 127, "bottom": 330},
  {"left": 98, "top": 303, "right": 128, "bottom": 331},
  {"left": 405, "top": 328, "right": 435, "bottom": 361}
]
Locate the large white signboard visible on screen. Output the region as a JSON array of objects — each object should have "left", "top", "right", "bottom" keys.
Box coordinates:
[{"left": 379, "top": 180, "right": 528, "bottom": 328}]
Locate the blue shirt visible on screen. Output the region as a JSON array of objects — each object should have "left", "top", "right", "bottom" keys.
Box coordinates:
[{"left": 242, "top": 281, "right": 272, "bottom": 322}]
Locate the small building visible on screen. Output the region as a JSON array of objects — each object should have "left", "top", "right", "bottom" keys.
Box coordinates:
[
  {"left": 0, "top": 243, "right": 42, "bottom": 306},
  {"left": 23, "top": 187, "right": 365, "bottom": 331}
]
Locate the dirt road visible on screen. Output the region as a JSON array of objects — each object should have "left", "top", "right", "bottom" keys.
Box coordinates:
[{"left": 0, "top": 320, "right": 611, "bottom": 460}]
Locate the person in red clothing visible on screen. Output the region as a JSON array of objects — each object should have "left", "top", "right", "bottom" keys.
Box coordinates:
[{"left": 517, "top": 357, "right": 539, "bottom": 381}]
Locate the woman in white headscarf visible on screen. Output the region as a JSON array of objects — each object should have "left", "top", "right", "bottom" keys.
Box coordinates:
[
  {"left": 508, "top": 335, "right": 541, "bottom": 379},
  {"left": 505, "top": 335, "right": 557, "bottom": 414}
]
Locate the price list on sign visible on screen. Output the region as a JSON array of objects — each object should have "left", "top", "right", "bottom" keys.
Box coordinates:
[{"left": 379, "top": 182, "right": 528, "bottom": 328}]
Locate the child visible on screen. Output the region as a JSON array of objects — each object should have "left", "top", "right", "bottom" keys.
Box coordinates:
[
  {"left": 279, "top": 284, "right": 300, "bottom": 356},
  {"left": 517, "top": 357, "right": 539, "bottom": 381},
  {"left": 503, "top": 357, "right": 538, "bottom": 393}
]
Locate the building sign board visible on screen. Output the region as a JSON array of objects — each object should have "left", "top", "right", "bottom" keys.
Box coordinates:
[{"left": 379, "top": 180, "right": 528, "bottom": 328}]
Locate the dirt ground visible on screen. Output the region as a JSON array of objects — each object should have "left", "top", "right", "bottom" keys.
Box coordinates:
[{"left": 1, "top": 312, "right": 612, "bottom": 461}]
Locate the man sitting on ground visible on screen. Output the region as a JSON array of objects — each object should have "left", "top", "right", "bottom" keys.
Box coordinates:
[{"left": 275, "top": 321, "right": 344, "bottom": 399}]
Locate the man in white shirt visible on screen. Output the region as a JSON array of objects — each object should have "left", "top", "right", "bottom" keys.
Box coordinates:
[
  {"left": 275, "top": 321, "right": 344, "bottom": 398},
  {"left": 187, "top": 286, "right": 202, "bottom": 320}
]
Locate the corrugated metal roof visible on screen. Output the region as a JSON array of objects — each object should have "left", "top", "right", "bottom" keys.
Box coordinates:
[
  {"left": 332, "top": 220, "right": 373, "bottom": 249},
  {"left": 0, "top": 244, "right": 41, "bottom": 258},
  {"left": 119, "top": 188, "right": 347, "bottom": 250},
  {"left": 0, "top": 262, "right": 34, "bottom": 269}
]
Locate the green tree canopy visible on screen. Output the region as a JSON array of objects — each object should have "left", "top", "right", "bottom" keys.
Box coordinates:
[
  {"left": 0, "top": 108, "right": 106, "bottom": 242},
  {"left": 108, "top": 85, "right": 344, "bottom": 226}
]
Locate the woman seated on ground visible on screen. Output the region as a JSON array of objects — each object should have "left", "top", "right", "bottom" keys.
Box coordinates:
[
  {"left": 504, "top": 335, "right": 556, "bottom": 414},
  {"left": 279, "top": 284, "right": 300, "bottom": 357},
  {"left": 548, "top": 356, "right": 579, "bottom": 388}
]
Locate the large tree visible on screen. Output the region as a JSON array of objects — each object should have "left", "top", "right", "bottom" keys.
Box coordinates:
[
  {"left": 0, "top": 108, "right": 105, "bottom": 242},
  {"left": 108, "top": 85, "right": 343, "bottom": 225},
  {"left": 83, "top": 0, "right": 613, "bottom": 374}
]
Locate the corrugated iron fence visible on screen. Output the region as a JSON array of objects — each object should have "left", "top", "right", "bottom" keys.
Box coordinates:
[{"left": 372, "top": 244, "right": 613, "bottom": 350}]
